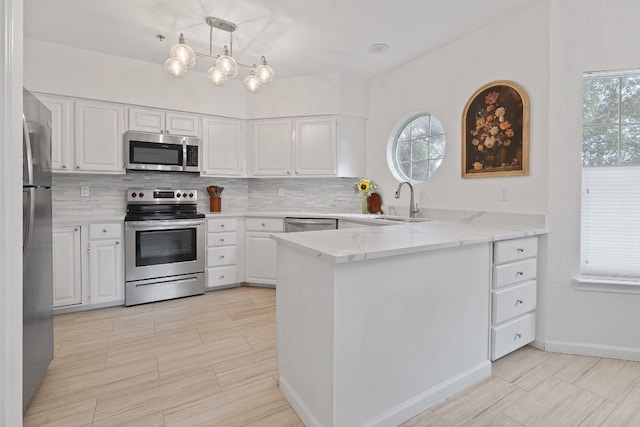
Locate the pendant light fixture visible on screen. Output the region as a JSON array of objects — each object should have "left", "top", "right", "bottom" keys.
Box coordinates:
[{"left": 164, "top": 16, "right": 275, "bottom": 94}]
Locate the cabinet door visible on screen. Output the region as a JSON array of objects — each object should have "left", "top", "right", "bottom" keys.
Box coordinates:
[
  {"left": 52, "top": 226, "right": 82, "bottom": 308},
  {"left": 74, "top": 100, "right": 125, "bottom": 173},
  {"left": 294, "top": 117, "right": 337, "bottom": 176},
  {"left": 127, "top": 107, "right": 164, "bottom": 133},
  {"left": 38, "top": 94, "right": 74, "bottom": 172},
  {"left": 88, "top": 238, "right": 123, "bottom": 304},
  {"left": 165, "top": 112, "right": 201, "bottom": 137},
  {"left": 252, "top": 119, "right": 292, "bottom": 176},
  {"left": 245, "top": 232, "right": 278, "bottom": 285},
  {"left": 202, "top": 117, "right": 244, "bottom": 176}
]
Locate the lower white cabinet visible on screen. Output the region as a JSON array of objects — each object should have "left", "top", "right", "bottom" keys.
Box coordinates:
[
  {"left": 244, "top": 218, "right": 283, "bottom": 286},
  {"left": 52, "top": 226, "right": 82, "bottom": 308},
  {"left": 206, "top": 218, "right": 240, "bottom": 289},
  {"left": 490, "top": 236, "right": 538, "bottom": 360},
  {"left": 88, "top": 223, "right": 123, "bottom": 304},
  {"left": 52, "top": 222, "right": 124, "bottom": 310}
]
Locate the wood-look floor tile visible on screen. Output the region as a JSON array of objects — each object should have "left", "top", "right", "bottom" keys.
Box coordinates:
[
  {"left": 474, "top": 413, "right": 523, "bottom": 426},
  {"left": 105, "top": 330, "right": 203, "bottom": 368},
  {"left": 511, "top": 352, "right": 575, "bottom": 391},
  {"left": 23, "top": 396, "right": 97, "bottom": 427},
  {"left": 492, "top": 346, "right": 552, "bottom": 382},
  {"left": 213, "top": 347, "right": 277, "bottom": 390},
  {"left": 197, "top": 314, "right": 273, "bottom": 344},
  {"left": 400, "top": 409, "right": 452, "bottom": 426},
  {"left": 579, "top": 399, "right": 619, "bottom": 427},
  {"left": 93, "top": 366, "right": 220, "bottom": 426},
  {"left": 163, "top": 377, "right": 288, "bottom": 427},
  {"left": 224, "top": 299, "right": 276, "bottom": 321},
  {"left": 553, "top": 353, "right": 600, "bottom": 384},
  {"left": 503, "top": 376, "right": 604, "bottom": 426},
  {"left": 463, "top": 385, "right": 526, "bottom": 427},
  {"left": 241, "top": 406, "right": 304, "bottom": 427},
  {"left": 100, "top": 411, "right": 165, "bottom": 427},
  {"left": 432, "top": 375, "right": 520, "bottom": 425},
  {"left": 600, "top": 385, "right": 640, "bottom": 426},
  {"left": 575, "top": 358, "right": 640, "bottom": 402},
  {"left": 157, "top": 336, "right": 253, "bottom": 378}
]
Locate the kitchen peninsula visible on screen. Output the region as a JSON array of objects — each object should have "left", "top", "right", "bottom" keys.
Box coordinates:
[{"left": 273, "top": 219, "right": 545, "bottom": 427}]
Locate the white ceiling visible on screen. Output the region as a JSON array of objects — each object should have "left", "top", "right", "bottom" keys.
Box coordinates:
[{"left": 24, "top": 0, "right": 537, "bottom": 80}]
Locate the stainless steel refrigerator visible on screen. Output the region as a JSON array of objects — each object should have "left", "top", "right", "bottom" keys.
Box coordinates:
[{"left": 22, "top": 88, "right": 53, "bottom": 412}]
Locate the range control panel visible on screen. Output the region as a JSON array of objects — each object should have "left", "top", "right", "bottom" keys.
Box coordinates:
[{"left": 127, "top": 189, "right": 198, "bottom": 204}]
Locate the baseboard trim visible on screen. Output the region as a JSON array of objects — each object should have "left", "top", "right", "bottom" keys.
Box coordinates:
[
  {"left": 544, "top": 340, "right": 640, "bottom": 361},
  {"left": 280, "top": 361, "right": 492, "bottom": 427}
]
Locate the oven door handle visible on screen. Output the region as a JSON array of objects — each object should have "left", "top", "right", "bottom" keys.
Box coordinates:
[{"left": 125, "top": 220, "right": 204, "bottom": 230}]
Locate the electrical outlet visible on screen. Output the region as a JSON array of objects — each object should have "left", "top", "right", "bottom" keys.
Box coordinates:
[
  {"left": 499, "top": 188, "right": 509, "bottom": 201},
  {"left": 278, "top": 188, "right": 284, "bottom": 197},
  {"left": 80, "top": 185, "right": 90, "bottom": 197}
]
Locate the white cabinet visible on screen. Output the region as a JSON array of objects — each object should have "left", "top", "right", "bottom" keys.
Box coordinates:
[
  {"left": 206, "top": 218, "right": 239, "bottom": 289},
  {"left": 251, "top": 116, "right": 364, "bottom": 177},
  {"left": 294, "top": 117, "right": 337, "bottom": 175},
  {"left": 52, "top": 226, "right": 82, "bottom": 308},
  {"left": 37, "top": 94, "right": 74, "bottom": 172},
  {"left": 128, "top": 107, "right": 201, "bottom": 137},
  {"left": 74, "top": 99, "right": 125, "bottom": 173},
  {"left": 252, "top": 119, "right": 292, "bottom": 176},
  {"left": 87, "top": 223, "right": 124, "bottom": 305},
  {"left": 245, "top": 218, "right": 284, "bottom": 286},
  {"left": 490, "top": 236, "right": 538, "bottom": 360},
  {"left": 201, "top": 117, "right": 245, "bottom": 176}
]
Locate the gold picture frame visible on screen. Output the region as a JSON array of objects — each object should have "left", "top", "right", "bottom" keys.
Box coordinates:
[{"left": 461, "top": 80, "right": 530, "bottom": 178}]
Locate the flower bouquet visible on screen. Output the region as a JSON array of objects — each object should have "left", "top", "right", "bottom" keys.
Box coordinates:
[{"left": 354, "top": 178, "right": 377, "bottom": 213}]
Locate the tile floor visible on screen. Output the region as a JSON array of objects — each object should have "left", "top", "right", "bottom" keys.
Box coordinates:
[{"left": 24, "top": 287, "right": 640, "bottom": 426}]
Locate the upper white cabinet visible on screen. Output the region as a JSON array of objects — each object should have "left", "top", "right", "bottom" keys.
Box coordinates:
[
  {"left": 251, "top": 115, "right": 364, "bottom": 177},
  {"left": 38, "top": 94, "right": 74, "bottom": 172},
  {"left": 201, "top": 117, "right": 245, "bottom": 176},
  {"left": 252, "top": 119, "right": 293, "bottom": 176},
  {"left": 128, "top": 106, "right": 201, "bottom": 137},
  {"left": 74, "top": 99, "right": 126, "bottom": 173}
]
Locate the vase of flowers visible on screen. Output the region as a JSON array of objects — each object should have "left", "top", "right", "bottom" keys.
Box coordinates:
[{"left": 354, "top": 178, "right": 377, "bottom": 214}]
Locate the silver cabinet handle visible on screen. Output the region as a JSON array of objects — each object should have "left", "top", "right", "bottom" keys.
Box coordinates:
[
  {"left": 219, "top": 255, "right": 225, "bottom": 259},
  {"left": 220, "top": 238, "right": 225, "bottom": 242},
  {"left": 515, "top": 333, "right": 522, "bottom": 339},
  {"left": 74, "top": 227, "right": 78, "bottom": 232},
  {"left": 517, "top": 248, "right": 525, "bottom": 253},
  {"left": 516, "top": 271, "right": 524, "bottom": 276},
  {"left": 219, "top": 275, "right": 225, "bottom": 279},
  {"left": 76, "top": 165, "right": 80, "bottom": 169},
  {"left": 62, "top": 165, "right": 67, "bottom": 169},
  {"left": 103, "top": 229, "right": 107, "bottom": 233},
  {"left": 116, "top": 241, "right": 120, "bottom": 245},
  {"left": 261, "top": 223, "right": 266, "bottom": 227},
  {"left": 516, "top": 299, "right": 523, "bottom": 305},
  {"left": 220, "top": 224, "right": 225, "bottom": 228}
]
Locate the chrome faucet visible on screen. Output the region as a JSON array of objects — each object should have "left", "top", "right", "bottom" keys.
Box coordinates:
[{"left": 395, "top": 181, "right": 419, "bottom": 218}]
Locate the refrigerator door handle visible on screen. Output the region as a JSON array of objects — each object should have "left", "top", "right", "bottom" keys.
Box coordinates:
[
  {"left": 23, "top": 188, "right": 35, "bottom": 256},
  {"left": 23, "top": 114, "right": 34, "bottom": 186}
]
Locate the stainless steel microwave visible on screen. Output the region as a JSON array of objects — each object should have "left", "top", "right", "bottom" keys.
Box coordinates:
[{"left": 124, "top": 131, "right": 200, "bottom": 173}]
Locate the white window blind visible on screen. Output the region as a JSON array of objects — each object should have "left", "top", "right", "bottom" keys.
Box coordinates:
[
  {"left": 581, "top": 70, "right": 640, "bottom": 280},
  {"left": 581, "top": 166, "right": 640, "bottom": 278}
]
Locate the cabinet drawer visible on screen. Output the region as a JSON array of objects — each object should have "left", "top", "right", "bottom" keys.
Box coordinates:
[
  {"left": 491, "top": 313, "right": 536, "bottom": 360},
  {"left": 246, "top": 218, "right": 283, "bottom": 232},
  {"left": 493, "top": 258, "right": 537, "bottom": 289},
  {"left": 207, "top": 246, "right": 236, "bottom": 267},
  {"left": 207, "top": 266, "right": 237, "bottom": 287},
  {"left": 89, "top": 223, "right": 122, "bottom": 240},
  {"left": 492, "top": 280, "right": 537, "bottom": 324},
  {"left": 207, "top": 218, "right": 237, "bottom": 232},
  {"left": 207, "top": 232, "right": 237, "bottom": 247},
  {"left": 494, "top": 237, "right": 538, "bottom": 264}
]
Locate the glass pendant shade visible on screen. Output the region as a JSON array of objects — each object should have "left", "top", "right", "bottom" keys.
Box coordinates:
[
  {"left": 255, "top": 64, "right": 275, "bottom": 84},
  {"left": 170, "top": 42, "right": 196, "bottom": 69},
  {"left": 207, "top": 66, "right": 227, "bottom": 87},
  {"left": 164, "top": 57, "right": 187, "bottom": 79},
  {"left": 216, "top": 54, "right": 238, "bottom": 78},
  {"left": 244, "top": 73, "right": 263, "bottom": 93}
]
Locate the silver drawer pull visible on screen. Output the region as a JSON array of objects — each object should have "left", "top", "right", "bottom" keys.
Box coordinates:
[
  {"left": 103, "top": 229, "right": 107, "bottom": 233},
  {"left": 220, "top": 238, "right": 225, "bottom": 242},
  {"left": 517, "top": 248, "right": 525, "bottom": 253},
  {"left": 516, "top": 271, "right": 524, "bottom": 276},
  {"left": 219, "top": 275, "right": 225, "bottom": 279},
  {"left": 515, "top": 333, "right": 522, "bottom": 339},
  {"left": 220, "top": 224, "right": 225, "bottom": 228},
  {"left": 219, "top": 255, "right": 225, "bottom": 259},
  {"left": 261, "top": 223, "right": 266, "bottom": 227},
  {"left": 516, "top": 299, "right": 523, "bottom": 305}
]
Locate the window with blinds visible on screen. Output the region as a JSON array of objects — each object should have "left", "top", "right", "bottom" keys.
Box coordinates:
[{"left": 581, "top": 71, "right": 640, "bottom": 280}]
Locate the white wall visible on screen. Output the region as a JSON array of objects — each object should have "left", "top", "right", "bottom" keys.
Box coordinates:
[
  {"left": 367, "top": 1, "right": 549, "bottom": 215},
  {"left": 1, "top": 0, "right": 24, "bottom": 423},
  {"left": 545, "top": 0, "right": 640, "bottom": 358},
  {"left": 24, "top": 39, "right": 369, "bottom": 120}
]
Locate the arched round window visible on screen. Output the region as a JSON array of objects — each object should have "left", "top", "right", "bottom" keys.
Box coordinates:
[{"left": 387, "top": 113, "right": 446, "bottom": 183}]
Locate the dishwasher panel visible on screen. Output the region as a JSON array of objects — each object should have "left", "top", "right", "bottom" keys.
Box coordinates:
[{"left": 284, "top": 217, "right": 338, "bottom": 232}]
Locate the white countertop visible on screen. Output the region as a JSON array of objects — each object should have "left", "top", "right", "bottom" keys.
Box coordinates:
[{"left": 272, "top": 219, "right": 546, "bottom": 264}]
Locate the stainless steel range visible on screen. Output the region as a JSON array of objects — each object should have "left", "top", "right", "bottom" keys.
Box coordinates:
[{"left": 124, "top": 188, "right": 205, "bottom": 306}]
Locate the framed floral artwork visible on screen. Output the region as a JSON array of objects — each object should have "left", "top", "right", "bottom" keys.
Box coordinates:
[{"left": 462, "top": 80, "right": 530, "bottom": 178}]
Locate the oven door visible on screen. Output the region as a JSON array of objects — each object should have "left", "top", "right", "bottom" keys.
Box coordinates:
[{"left": 125, "top": 219, "right": 205, "bottom": 282}]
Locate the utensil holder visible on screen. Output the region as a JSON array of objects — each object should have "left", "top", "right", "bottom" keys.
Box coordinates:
[{"left": 210, "top": 198, "right": 221, "bottom": 212}]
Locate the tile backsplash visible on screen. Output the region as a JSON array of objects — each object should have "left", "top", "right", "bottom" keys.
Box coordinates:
[{"left": 52, "top": 173, "right": 362, "bottom": 219}]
